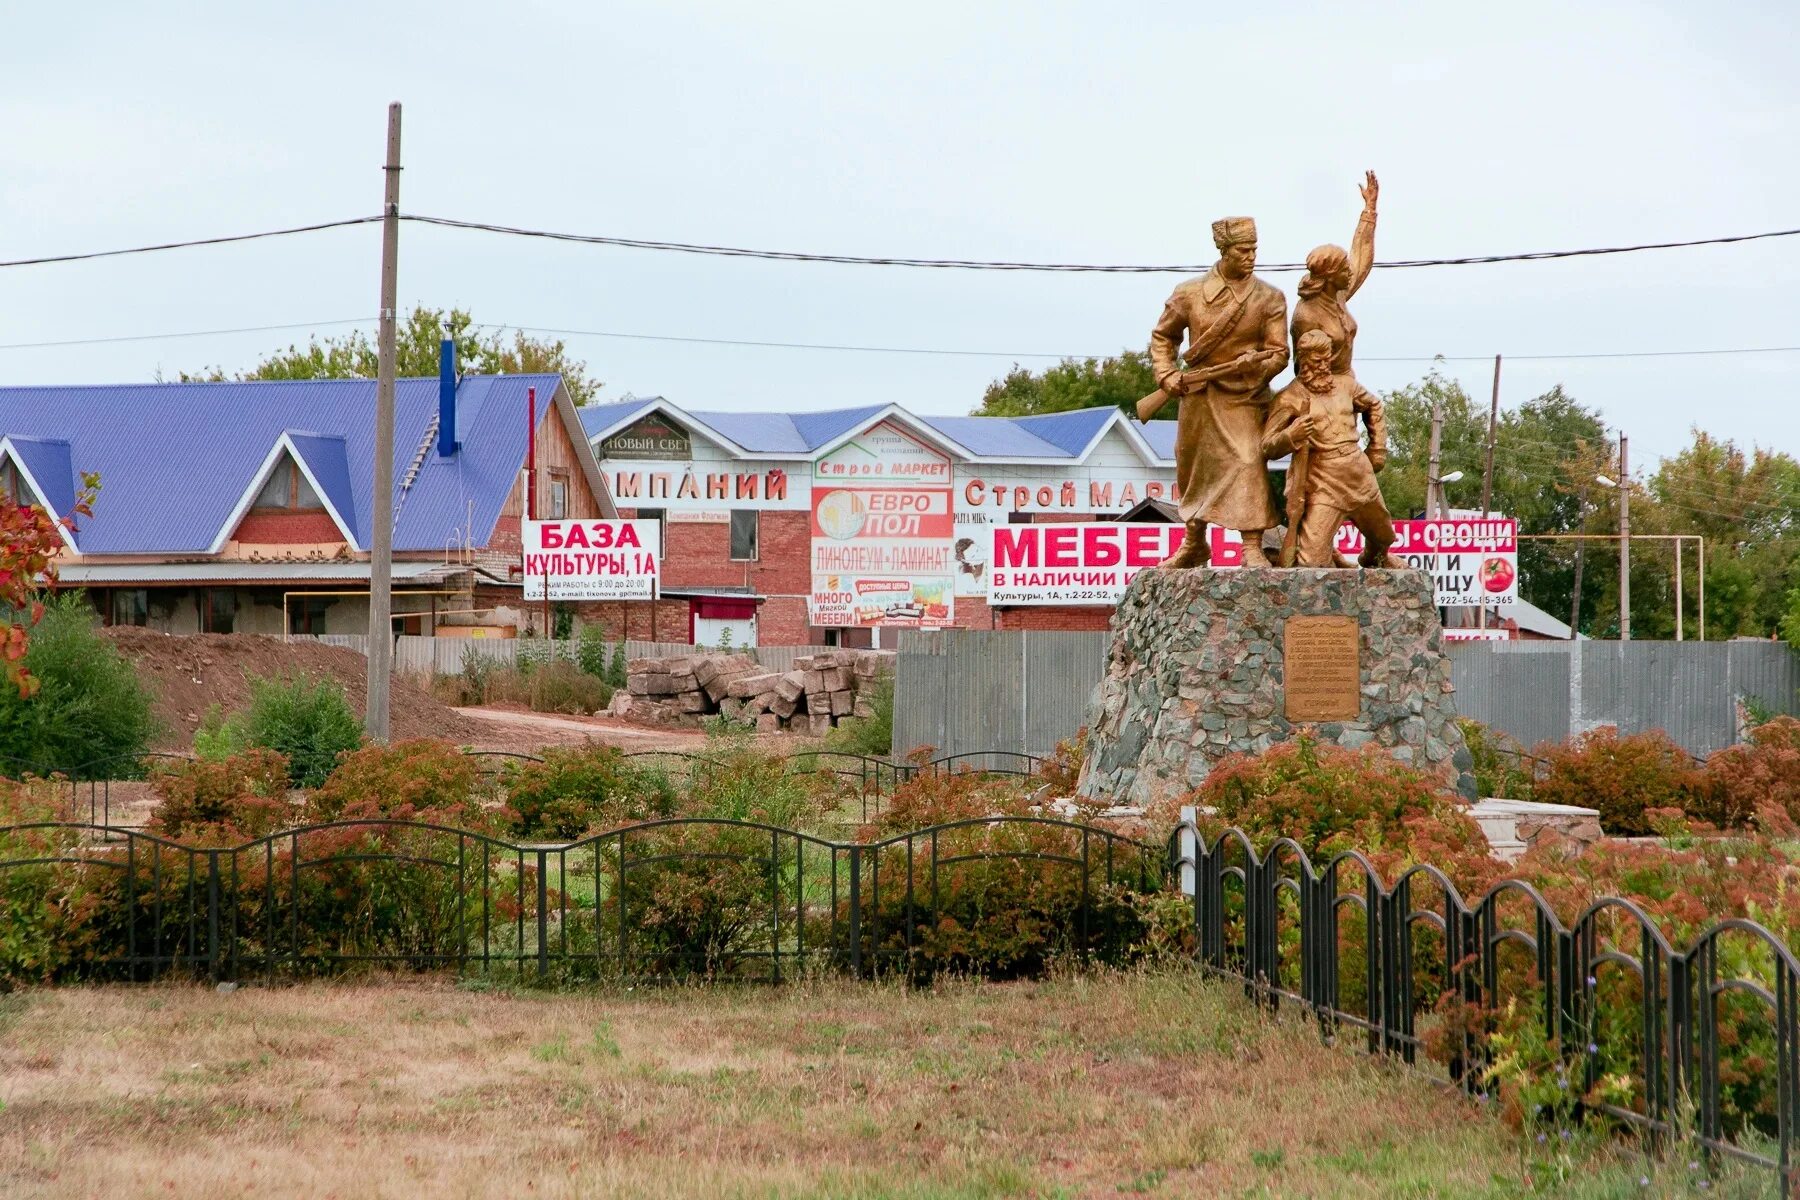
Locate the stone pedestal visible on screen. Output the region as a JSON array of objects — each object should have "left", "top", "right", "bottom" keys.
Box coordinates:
[{"left": 1076, "top": 568, "right": 1476, "bottom": 807}]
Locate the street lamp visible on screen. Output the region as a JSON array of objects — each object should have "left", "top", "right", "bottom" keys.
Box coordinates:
[
  {"left": 1427, "top": 469, "right": 1464, "bottom": 518},
  {"left": 1595, "top": 439, "right": 1631, "bottom": 640}
]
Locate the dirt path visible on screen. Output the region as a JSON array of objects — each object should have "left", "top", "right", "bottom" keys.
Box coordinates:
[{"left": 454, "top": 705, "right": 809, "bottom": 755}]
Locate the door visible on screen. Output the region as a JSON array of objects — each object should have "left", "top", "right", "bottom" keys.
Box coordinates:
[{"left": 694, "top": 612, "right": 756, "bottom": 649}]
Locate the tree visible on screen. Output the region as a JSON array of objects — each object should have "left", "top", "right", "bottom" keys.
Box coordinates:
[
  {"left": 180, "top": 307, "right": 603, "bottom": 405},
  {"left": 1379, "top": 372, "right": 1616, "bottom": 631},
  {"left": 1, "top": 475, "right": 98, "bottom": 696},
  {"left": 1645, "top": 432, "right": 1800, "bottom": 639},
  {"left": 975, "top": 350, "right": 1160, "bottom": 418}
]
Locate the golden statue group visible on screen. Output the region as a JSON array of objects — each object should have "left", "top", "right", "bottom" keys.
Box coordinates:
[{"left": 1141, "top": 171, "right": 1404, "bottom": 571}]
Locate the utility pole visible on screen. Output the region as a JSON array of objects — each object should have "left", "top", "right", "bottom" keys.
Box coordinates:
[
  {"left": 1426, "top": 391, "right": 1444, "bottom": 520},
  {"left": 1477, "top": 355, "right": 1500, "bottom": 629},
  {"left": 365, "top": 102, "right": 402, "bottom": 742},
  {"left": 1617, "top": 433, "right": 1630, "bottom": 642},
  {"left": 1569, "top": 490, "right": 1587, "bottom": 636}
]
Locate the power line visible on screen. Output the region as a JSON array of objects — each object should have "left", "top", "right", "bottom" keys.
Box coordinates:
[
  {"left": 405, "top": 213, "right": 1800, "bottom": 274},
  {"left": 0, "top": 317, "right": 375, "bottom": 352},
  {"left": 5, "top": 211, "right": 1798, "bottom": 275},
  {"left": 497, "top": 322, "right": 1800, "bottom": 367},
  {"left": 0, "top": 217, "right": 381, "bottom": 270}
]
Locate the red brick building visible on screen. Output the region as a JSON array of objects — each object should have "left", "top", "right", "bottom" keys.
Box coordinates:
[{"left": 577, "top": 399, "right": 1182, "bottom": 646}]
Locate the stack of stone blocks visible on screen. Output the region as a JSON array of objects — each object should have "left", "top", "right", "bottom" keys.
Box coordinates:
[{"left": 612, "top": 649, "right": 893, "bottom": 733}]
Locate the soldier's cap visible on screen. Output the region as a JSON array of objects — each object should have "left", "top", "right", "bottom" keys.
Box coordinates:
[{"left": 1211, "top": 217, "right": 1257, "bottom": 250}]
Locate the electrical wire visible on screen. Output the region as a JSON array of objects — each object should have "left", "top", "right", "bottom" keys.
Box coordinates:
[
  {"left": 0, "top": 217, "right": 381, "bottom": 270},
  {"left": 5, "top": 211, "right": 1798, "bottom": 275},
  {"left": 0, "top": 318, "right": 376, "bottom": 352},
  {"left": 404, "top": 213, "right": 1800, "bottom": 274}
]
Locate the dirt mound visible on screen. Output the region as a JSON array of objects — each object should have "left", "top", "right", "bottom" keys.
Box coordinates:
[{"left": 104, "top": 629, "right": 487, "bottom": 750}]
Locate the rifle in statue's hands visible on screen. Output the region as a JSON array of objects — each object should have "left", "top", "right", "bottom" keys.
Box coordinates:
[{"left": 1135, "top": 349, "right": 1285, "bottom": 423}]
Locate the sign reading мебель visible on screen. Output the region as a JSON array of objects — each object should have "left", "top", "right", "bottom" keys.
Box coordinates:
[
  {"left": 808, "top": 420, "right": 955, "bottom": 627},
  {"left": 951, "top": 470, "right": 1180, "bottom": 597},
  {"left": 987, "top": 523, "right": 1186, "bottom": 605},
  {"left": 986, "top": 517, "right": 1518, "bottom": 608},
  {"left": 1336, "top": 517, "right": 1518, "bottom": 607},
  {"left": 521, "top": 520, "right": 661, "bottom": 601}
]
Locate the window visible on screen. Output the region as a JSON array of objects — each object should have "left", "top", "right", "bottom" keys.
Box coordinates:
[
  {"left": 637, "top": 507, "right": 665, "bottom": 525},
  {"left": 0, "top": 460, "right": 20, "bottom": 504},
  {"left": 729, "top": 509, "right": 758, "bottom": 561},
  {"left": 110, "top": 589, "right": 148, "bottom": 627},
  {"left": 255, "top": 457, "right": 323, "bottom": 510},
  {"left": 289, "top": 598, "right": 329, "bottom": 636},
  {"left": 202, "top": 589, "right": 236, "bottom": 634},
  {"left": 548, "top": 473, "right": 570, "bottom": 519}
]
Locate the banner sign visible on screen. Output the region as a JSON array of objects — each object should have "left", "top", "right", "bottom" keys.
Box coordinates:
[
  {"left": 603, "top": 461, "right": 809, "bottom": 512},
  {"left": 984, "top": 516, "right": 1518, "bottom": 609},
  {"left": 522, "top": 519, "right": 661, "bottom": 600},
  {"left": 597, "top": 413, "right": 692, "bottom": 461},
  {"left": 957, "top": 472, "right": 1180, "bottom": 518},
  {"left": 987, "top": 523, "right": 1185, "bottom": 605},
  {"left": 810, "top": 421, "right": 954, "bottom": 627},
  {"left": 1336, "top": 518, "right": 1518, "bottom": 607},
  {"left": 1442, "top": 628, "right": 1510, "bottom": 642}
]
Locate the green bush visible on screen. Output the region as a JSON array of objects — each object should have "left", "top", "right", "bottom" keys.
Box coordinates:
[
  {"left": 505, "top": 744, "right": 677, "bottom": 839},
  {"left": 1457, "top": 718, "right": 1532, "bottom": 800},
  {"left": 607, "top": 644, "right": 627, "bottom": 689},
  {"left": 239, "top": 672, "right": 363, "bottom": 789},
  {"left": 823, "top": 674, "right": 893, "bottom": 757},
  {"left": 192, "top": 704, "right": 244, "bottom": 761},
  {"left": 0, "top": 597, "right": 157, "bottom": 775},
  {"left": 576, "top": 625, "right": 610, "bottom": 679}
]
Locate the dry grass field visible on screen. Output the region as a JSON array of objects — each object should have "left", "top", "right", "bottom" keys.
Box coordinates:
[{"left": 0, "top": 973, "right": 1771, "bottom": 1199}]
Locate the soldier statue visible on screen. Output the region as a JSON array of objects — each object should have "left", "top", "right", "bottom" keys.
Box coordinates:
[{"left": 1141, "top": 216, "right": 1288, "bottom": 568}]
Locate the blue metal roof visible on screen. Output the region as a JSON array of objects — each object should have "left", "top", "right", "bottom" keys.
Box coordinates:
[
  {"left": 0, "top": 375, "right": 565, "bottom": 555},
  {"left": 578, "top": 394, "right": 1172, "bottom": 464},
  {"left": 1008, "top": 408, "right": 1115, "bottom": 456},
  {"left": 577, "top": 396, "right": 658, "bottom": 440},
  {"left": 6, "top": 436, "right": 77, "bottom": 522},
  {"left": 1138, "top": 420, "right": 1177, "bottom": 460}
]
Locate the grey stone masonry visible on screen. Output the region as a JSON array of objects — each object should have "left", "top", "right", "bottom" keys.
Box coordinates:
[{"left": 1076, "top": 568, "right": 1477, "bottom": 808}]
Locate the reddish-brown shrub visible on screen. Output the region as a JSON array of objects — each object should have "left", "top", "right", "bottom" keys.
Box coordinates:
[
  {"left": 1530, "top": 727, "right": 1713, "bottom": 835},
  {"left": 307, "top": 739, "right": 498, "bottom": 830},
  {"left": 1706, "top": 714, "right": 1800, "bottom": 832},
  {"left": 149, "top": 750, "right": 292, "bottom": 843}
]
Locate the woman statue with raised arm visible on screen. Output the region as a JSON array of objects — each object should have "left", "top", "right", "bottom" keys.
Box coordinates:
[{"left": 1292, "top": 172, "right": 1378, "bottom": 373}]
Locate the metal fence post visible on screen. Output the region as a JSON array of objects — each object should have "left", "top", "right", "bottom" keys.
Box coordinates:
[
  {"left": 535, "top": 848, "right": 549, "bottom": 980},
  {"left": 847, "top": 844, "right": 862, "bottom": 976},
  {"left": 206, "top": 850, "right": 221, "bottom": 982}
]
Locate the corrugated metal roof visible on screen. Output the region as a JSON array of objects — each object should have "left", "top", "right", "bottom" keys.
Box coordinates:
[
  {"left": 1007, "top": 408, "right": 1115, "bottom": 456},
  {"left": 577, "top": 396, "right": 659, "bottom": 439},
  {"left": 0, "top": 374, "right": 565, "bottom": 555},
  {"left": 6, "top": 436, "right": 76, "bottom": 518},
  {"left": 917, "top": 416, "right": 1063, "bottom": 458},
  {"left": 287, "top": 433, "right": 357, "bottom": 542},
  {"left": 55, "top": 561, "right": 456, "bottom": 583},
  {"left": 790, "top": 405, "right": 888, "bottom": 450},
  {"left": 688, "top": 409, "right": 810, "bottom": 453},
  {"left": 1138, "top": 420, "right": 1177, "bottom": 460}
]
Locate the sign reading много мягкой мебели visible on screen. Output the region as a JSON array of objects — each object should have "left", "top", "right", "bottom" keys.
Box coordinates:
[
  {"left": 808, "top": 420, "right": 956, "bottom": 628},
  {"left": 522, "top": 520, "right": 661, "bottom": 601}
]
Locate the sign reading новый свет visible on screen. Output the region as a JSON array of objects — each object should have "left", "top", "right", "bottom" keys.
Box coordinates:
[{"left": 522, "top": 519, "right": 661, "bottom": 601}]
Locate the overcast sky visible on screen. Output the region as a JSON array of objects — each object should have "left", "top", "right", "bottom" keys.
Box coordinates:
[{"left": 3, "top": 1, "right": 1796, "bottom": 478}]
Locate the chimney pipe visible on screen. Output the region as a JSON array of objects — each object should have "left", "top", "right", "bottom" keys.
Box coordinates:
[{"left": 437, "top": 335, "right": 458, "bottom": 457}]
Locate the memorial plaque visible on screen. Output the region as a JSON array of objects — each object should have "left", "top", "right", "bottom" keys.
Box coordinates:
[{"left": 1283, "top": 616, "right": 1361, "bottom": 721}]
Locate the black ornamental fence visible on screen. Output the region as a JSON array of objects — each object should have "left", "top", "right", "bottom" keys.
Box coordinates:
[{"left": 0, "top": 800, "right": 1793, "bottom": 1185}]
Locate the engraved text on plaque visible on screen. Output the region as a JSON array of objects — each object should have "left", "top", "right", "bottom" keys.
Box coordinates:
[{"left": 1283, "top": 615, "right": 1361, "bottom": 721}]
